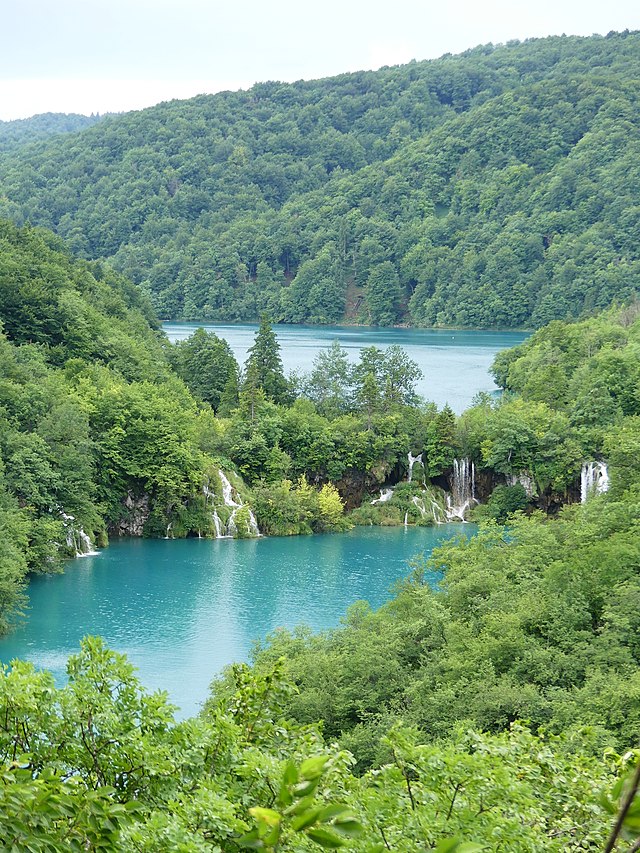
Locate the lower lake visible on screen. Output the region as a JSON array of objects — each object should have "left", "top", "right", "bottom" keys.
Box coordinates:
[
  {"left": 164, "top": 322, "right": 529, "bottom": 413},
  {"left": 0, "top": 525, "right": 473, "bottom": 718}
]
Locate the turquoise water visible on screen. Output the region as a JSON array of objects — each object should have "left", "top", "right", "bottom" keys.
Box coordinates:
[
  {"left": 164, "top": 323, "right": 529, "bottom": 413},
  {"left": 0, "top": 525, "right": 472, "bottom": 718}
]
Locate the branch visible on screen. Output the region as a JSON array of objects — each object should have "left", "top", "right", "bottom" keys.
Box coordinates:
[{"left": 605, "top": 757, "right": 640, "bottom": 853}]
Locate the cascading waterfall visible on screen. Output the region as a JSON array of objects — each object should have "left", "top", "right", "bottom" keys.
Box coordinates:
[
  {"left": 60, "top": 511, "right": 98, "bottom": 557},
  {"left": 371, "top": 488, "right": 394, "bottom": 505},
  {"left": 445, "top": 458, "right": 477, "bottom": 521},
  {"left": 207, "top": 470, "right": 260, "bottom": 537},
  {"left": 581, "top": 461, "right": 609, "bottom": 503},
  {"left": 218, "top": 471, "right": 240, "bottom": 508}
]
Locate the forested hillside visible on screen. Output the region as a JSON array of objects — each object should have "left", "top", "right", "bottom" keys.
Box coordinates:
[
  {"left": 0, "top": 31, "right": 638, "bottom": 326},
  {"left": 0, "top": 112, "right": 103, "bottom": 153}
]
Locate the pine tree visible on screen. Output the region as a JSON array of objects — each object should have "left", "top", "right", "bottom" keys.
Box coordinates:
[{"left": 243, "top": 316, "right": 291, "bottom": 405}]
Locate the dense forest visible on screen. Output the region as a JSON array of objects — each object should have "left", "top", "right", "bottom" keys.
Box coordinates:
[
  {"left": 0, "top": 112, "right": 103, "bottom": 153},
  {"left": 1, "top": 31, "right": 639, "bottom": 327},
  {"left": 1, "top": 214, "right": 640, "bottom": 846}
]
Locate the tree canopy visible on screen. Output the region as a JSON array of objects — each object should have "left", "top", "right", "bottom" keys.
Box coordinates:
[{"left": 0, "top": 32, "right": 639, "bottom": 327}]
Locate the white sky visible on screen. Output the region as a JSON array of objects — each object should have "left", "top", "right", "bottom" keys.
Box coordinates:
[{"left": 1, "top": 0, "right": 638, "bottom": 121}]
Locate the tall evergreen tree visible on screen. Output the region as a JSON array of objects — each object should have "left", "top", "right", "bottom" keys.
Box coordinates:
[{"left": 243, "top": 316, "right": 290, "bottom": 405}]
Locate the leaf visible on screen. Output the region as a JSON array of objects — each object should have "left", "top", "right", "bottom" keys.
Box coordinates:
[
  {"left": 293, "top": 779, "right": 320, "bottom": 798},
  {"left": 299, "top": 756, "right": 330, "bottom": 781},
  {"left": 331, "top": 818, "right": 363, "bottom": 838},
  {"left": 291, "top": 807, "right": 322, "bottom": 831},
  {"left": 249, "top": 807, "right": 281, "bottom": 828},
  {"left": 306, "top": 827, "right": 346, "bottom": 848},
  {"left": 317, "top": 803, "right": 352, "bottom": 823}
]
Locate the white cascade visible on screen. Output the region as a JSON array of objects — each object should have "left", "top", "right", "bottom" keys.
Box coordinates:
[
  {"left": 407, "top": 452, "right": 423, "bottom": 483},
  {"left": 412, "top": 495, "right": 427, "bottom": 517},
  {"left": 211, "top": 509, "right": 223, "bottom": 538},
  {"left": 60, "top": 511, "right": 98, "bottom": 556},
  {"left": 216, "top": 470, "right": 260, "bottom": 537},
  {"left": 430, "top": 497, "right": 446, "bottom": 525},
  {"left": 218, "top": 471, "right": 240, "bottom": 507},
  {"left": 371, "top": 488, "right": 394, "bottom": 505},
  {"left": 445, "top": 458, "right": 477, "bottom": 521},
  {"left": 165, "top": 523, "right": 173, "bottom": 539},
  {"left": 581, "top": 461, "right": 609, "bottom": 503},
  {"left": 403, "top": 511, "right": 409, "bottom": 527}
]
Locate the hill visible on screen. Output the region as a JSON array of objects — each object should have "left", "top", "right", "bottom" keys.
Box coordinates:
[
  {"left": 0, "top": 32, "right": 639, "bottom": 327},
  {"left": 0, "top": 112, "right": 104, "bottom": 153}
]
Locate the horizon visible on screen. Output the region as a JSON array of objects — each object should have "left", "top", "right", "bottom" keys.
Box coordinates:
[{"left": 1, "top": 0, "right": 639, "bottom": 121}]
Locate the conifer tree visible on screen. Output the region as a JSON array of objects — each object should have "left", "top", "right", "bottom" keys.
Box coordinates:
[{"left": 243, "top": 316, "right": 291, "bottom": 405}]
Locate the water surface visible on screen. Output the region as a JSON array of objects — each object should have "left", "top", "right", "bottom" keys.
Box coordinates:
[
  {"left": 164, "top": 323, "right": 529, "bottom": 413},
  {"left": 0, "top": 525, "right": 472, "bottom": 717}
]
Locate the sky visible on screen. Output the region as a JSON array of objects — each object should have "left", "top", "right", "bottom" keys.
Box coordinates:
[{"left": 1, "top": 0, "right": 639, "bottom": 121}]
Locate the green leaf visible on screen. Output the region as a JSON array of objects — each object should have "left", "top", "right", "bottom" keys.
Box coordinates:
[
  {"left": 249, "top": 807, "right": 281, "bottom": 828},
  {"left": 293, "top": 779, "right": 320, "bottom": 798},
  {"left": 306, "top": 827, "right": 346, "bottom": 848},
  {"left": 290, "top": 807, "right": 322, "bottom": 831},
  {"left": 331, "top": 818, "right": 363, "bottom": 838},
  {"left": 299, "top": 756, "right": 330, "bottom": 781}
]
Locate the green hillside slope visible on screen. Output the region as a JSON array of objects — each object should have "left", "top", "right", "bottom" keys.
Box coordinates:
[
  {"left": 0, "top": 112, "right": 104, "bottom": 153},
  {"left": 0, "top": 32, "right": 638, "bottom": 326}
]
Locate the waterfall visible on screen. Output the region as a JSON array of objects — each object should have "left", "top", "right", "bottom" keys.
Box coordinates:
[
  {"left": 246, "top": 508, "right": 260, "bottom": 536},
  {"left": 412, "top": 495, "right": 427, "bottom": 517},
  {"left": 407, "top": 452, "right": 423, "bottom": 483},
  {"left": 445, "top": 458, "right": 476, "bottom": 521},
  {"left": 218, "top": 471, "right": 240, "bottom": 507},
  {"left": 430, "top": 497, "right": 445, "bottom": 525},
  {"left": 165, "top": 523, "right": 173, "bottom": 539},
  {"left": 60, "top": 511, "right": 99, "bottom": 557},
  {"left": 403, "top": 511, "right": 408, "bottom": 527},
  {"left": 213, "top": 470, "right": 261, "bottom": 537},
  {"left": 371, "top": 488, "right": 394, "bottom": 505},
  {"left": 211, "top": 509, "right": 223, "bottom": 538},
  {"left": 581, "top": 461, "right": 609, "bottom": 503}
]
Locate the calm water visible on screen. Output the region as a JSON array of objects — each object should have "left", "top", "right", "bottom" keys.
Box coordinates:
[
  {"left": 0, "top": 525, "right": 472, "bottom": 718},
  {"left": 164, "top": 323, "right": 529, "bottom": 413}
]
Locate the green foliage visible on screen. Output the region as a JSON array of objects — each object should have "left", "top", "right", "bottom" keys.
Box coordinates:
[
  {"left": 0, "top": 637, "right": 625, "bottom": 851},
  {"left": 249, "top": 493, "right": 640, "bottom": 763},
  {"left": 2, "top": 34, "right": 639, "bottom": 327},
  {"left": 244, "top": 316, "right": 291, "bottom": 406},
  {"left": 475, "top": 483, "right": 529, "bottom": 522},
  {"left": 169, "top": 327, "right": 239, "bottom": 411}
]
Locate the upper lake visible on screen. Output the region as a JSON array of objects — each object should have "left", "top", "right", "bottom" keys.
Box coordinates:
[{"left": 164, "top": 323, "right": 529, "bottom": 413}]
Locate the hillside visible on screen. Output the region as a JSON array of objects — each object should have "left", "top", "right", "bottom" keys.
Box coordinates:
[
  {"left": 0, "top": 112, "right": 104, "bottom": 153},
  {"left": 0, "top": 220, "right": 252, "bottom": 632},
  {"left": 0, "top": 31, "right": 638, "bottom": 327}
]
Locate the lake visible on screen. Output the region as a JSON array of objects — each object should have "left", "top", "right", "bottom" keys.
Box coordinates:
[
  {"left": 164, "top": 322, "right": 529, "bottom": 413},
  {"left": 0, "top": 525, "right": 472, "bottom": 718}
]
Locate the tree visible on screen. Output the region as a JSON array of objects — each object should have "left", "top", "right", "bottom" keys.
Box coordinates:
[
  {"left": 169, "top": 327, "right": 239, "bottom": 411},
  {"left": 365, "top": 261, "right": 404, "bottom": 326},
  {"left": 243, "top": 316, "right": 291, "bottom": 405},
  {"left": 305, "top": 340, "right": 353, "bottom": 418}
]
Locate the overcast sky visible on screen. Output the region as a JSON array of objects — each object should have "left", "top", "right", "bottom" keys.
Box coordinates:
[{"left": 1, "top": 0, "right": 638, "bottom": 121}]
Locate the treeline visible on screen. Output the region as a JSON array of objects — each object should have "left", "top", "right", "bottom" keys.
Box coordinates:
[
  {"left": 0, "top": 32, "right": 638, "bottom": 327},
  {"left": 0, "top": 112, "right": 103, "bottom": 153}
]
